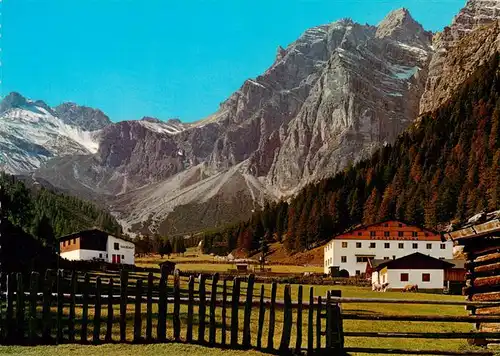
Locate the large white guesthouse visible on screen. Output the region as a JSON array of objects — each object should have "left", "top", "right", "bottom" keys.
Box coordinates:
[
  {"left": 323, "top": 220, "right": 453, "bottom": 276},
  {"left": 59, "top": 229, "right": 135, "bottom": 265}
]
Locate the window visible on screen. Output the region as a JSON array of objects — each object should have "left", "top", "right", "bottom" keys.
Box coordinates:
[
  {"left": 341, "top": 256, "right": 347, "bottom": 263},
  {"left": 398, "top": 223, "right": 403, "bottom": 227},
  {"left": 355, "top": 270, "right": 361, "bottom": 276},
  {"left": 384, "top": 231, "right": 390, "bottom": 237},
  {"left": 356, "top": 256, "right": 370, "bottom": 263},
  {"left": 392, "top": 255, "right": 396, "bottom": 260},
  {"left": 356, "top": 242, "right": 362, "bottom": 248},
  {"left": 412, "top": 231, "right": 418, "bottom": 237},
  {"left": 398, "top": 231, "right": 404, "bottom": 237},
  {"left": 398, "top": 243, "right": 404, "bottom": 249},
  {"left": 369, "top": 242, "right": 376, "bottom": 249},
  {"left": 384, "top": 223, "right": 389, "bottom": 227},
  {"left": 114, "top": 242, "right": 119, "bottom": 250},
  {"left": 412, "top": 243, "right": 418, "bottom": 249},
  {"left": 384, "top": 242, "right": 390, "bottom": 249},
  {"left": 400, "top": 273, "right": 409, "bottom": 282},
  {"left": 426, "top": 243, "right": 432, "bottom": 249},
  {"left": 425, "top": 233, "right": 429, "bottom": 237},
  {"left": 358, "top": 232, "right": 362, "bottom": 236},
  {"left": 122, "top": 255, "right": 125, "bottom": 259},
  {"left": 342, "top": 242, "right": 348, "bottom": 248},
  {"left": 422, "top": 273, "right": 431, "bottom": 282},
  {"left": 439, "top": 257, "right": 445, "bottom": 260},
  {"left": 440, "top": 243, "right": 446, "bottom": 250},
  {"left": 383, "top": 257, "right": 390, "bottom": 260},
  {"left": 99, "top": 253, "right": 103, "bottom": 258},
  {"left": 370, "top": 231, "right": 376, "bottom": 237}
]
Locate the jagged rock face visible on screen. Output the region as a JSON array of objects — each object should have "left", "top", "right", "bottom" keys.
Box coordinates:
[
  {"left": 420, "top": 0, "right": 500, "bottom": 113},
  {"left": 267, "top": 9, "right": 432, "bottom": 192},
  {"left": 54, "top": 103, "right": 111, "bottom": 131}
]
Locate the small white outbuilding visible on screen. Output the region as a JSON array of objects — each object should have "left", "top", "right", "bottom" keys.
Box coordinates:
[{"left": 371, "top": 252, "right": 455, "bottom": 291}]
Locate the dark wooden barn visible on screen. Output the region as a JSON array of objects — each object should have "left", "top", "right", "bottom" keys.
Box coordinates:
[{"left": 444, "top": 210, "right": 500, "bottom": 343}]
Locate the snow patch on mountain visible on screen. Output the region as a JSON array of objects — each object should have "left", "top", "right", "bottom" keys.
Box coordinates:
[{"left": 0, "top": 97, "right": 100, "bottom": 174}]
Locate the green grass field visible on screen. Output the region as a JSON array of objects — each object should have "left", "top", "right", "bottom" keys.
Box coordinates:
[
  {"left": 0, "top": 344, "right": 267, "bottom": 356},
  {"left": 135, "top": 249, "right": 323, "bottom": 274}
]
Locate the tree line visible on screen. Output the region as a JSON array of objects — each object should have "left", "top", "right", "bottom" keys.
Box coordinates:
[
  {"left": 201, "top": 53, "right": 500, "bottom": 255},
  {"left": 134, "top": 233, "right": 187, "bottom": 258},
  {"left": 0, "top": 173, "right": 122, "bottom": 242}
]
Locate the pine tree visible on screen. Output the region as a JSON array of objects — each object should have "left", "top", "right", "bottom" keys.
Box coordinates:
[{"left": 362, "top": 188, "right": 380, "bottom": 225}]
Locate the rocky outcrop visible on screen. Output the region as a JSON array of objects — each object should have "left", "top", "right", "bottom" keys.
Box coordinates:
[
  {"left": 420, "top": 0, "right": 500, "bottom": 113},
  {"left": 54, "top": 103, "right": 111, "bottom": 131}
]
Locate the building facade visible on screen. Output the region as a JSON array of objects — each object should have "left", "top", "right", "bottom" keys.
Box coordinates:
[
  {"left": 371, "top": 252, "right": 455, "bottom": 290},
  {"left": 323, "top": 220, "right": 453, "bottom": 276},
  {"left": 59, "top": 229, "right": 135, "bottom": 265}
]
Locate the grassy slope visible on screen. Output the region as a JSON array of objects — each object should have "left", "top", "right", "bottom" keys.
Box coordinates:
[{"left": 0, "top": 344, "right": 266, "bottom": 356}]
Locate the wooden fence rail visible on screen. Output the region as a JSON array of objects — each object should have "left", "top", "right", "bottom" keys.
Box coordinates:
[{"left": 0, "top": 269, "right": 499, "bottom": 356}]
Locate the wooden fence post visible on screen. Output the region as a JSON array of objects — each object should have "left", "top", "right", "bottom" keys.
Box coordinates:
[
  {"left": 308, "top": 287, "right": 314, "bottom": 354},
  {"left": 0, "top": 273, "right": 4, "bottom": 343},
  {"left": 93, "top": 276, "right": 102, "bottom": 344},
  {"left": 243, "top": 274, "right": 255, "bottom": 348},
  {"left": 173, "top": 270, "right": 181, "bottom": 342},
  {"left": 56, "top": 271, "right": 64, "bottom": 344},
  {"left": 119, "top": 270, "right": 128, "bottom": 343},
  {"left": 68, "top": 271, "right": 77, "bottom": 342},
  {"left": 230, "top": 277, "right": 241, "bottom": 347},
  {"left": 267, "top": 281, "right": 277, "bottom": 350},
  {"left": 41, "top": 270, "right": 52, "bottom": 343},
  {"left": 296, "top": 285, "right": 303, "bottom": 353},
  {"left": 105, "top": 278, "right": 114, "bottom": 343},
  {"left": 133, "top": 278, "right": 142, "bottom": 343},
  {"left": 16, "top": 272, "right": 24, "bottom": 342},
  {"left": 329, "top": 290, "right": 344, "bottom": 352},
  {"left": 5, "top": 273, "right": 14, "bottom": 343},
  {"left": 29, "top": 272, "right": 39, "bottom": 344},
  {"left": 221, "top": 279, "right": 227, "bottom": 346},
  {"left": 257, "top": 284, "right": 265, "bottom": 349},
  {"left": 316, "top": 296, "right": 322, "bottom": 350},
  {"left": 279, "top": 284, "right": 292, "bottom": 353},
  {"left": 146, "top": 273, "right": 153, "bottom": 341},
  {"left": 325, "top": 291, "right": 331, "bottom": 349},
  {"left": 81, "top": 273, "right": 90, "bottom": 343},
  {"left": 157, "top": 271, "right": 167, "bottom": 342},
  {"left": 186, "top": 275, "right": 194, "bottom": 343},
  {"left": 198, "top": 274, "right": 207, "bottom": 343},
  {"left": 209, "top": 273, "right": 219, "bottom": 345}
]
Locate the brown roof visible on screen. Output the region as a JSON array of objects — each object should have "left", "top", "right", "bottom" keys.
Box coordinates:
[{"left": 374, "top": 253, "right": 455, "bottom": 271}]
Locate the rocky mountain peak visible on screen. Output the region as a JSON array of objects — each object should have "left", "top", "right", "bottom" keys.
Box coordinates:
[
  {"left": 54, "top": 102, "right": 111, "bottom": 131},
  {"left": 376, "top": 8, "right": 431, "bottom": 46},
  {"left": 141, "top": 116, "right": 162, "bottom": 123},
  {"left": 0, "top": 92, "right": 29, "bottom": 113},
  {"left": 420, "top": 0, "right": 500, "bottom": 114}
]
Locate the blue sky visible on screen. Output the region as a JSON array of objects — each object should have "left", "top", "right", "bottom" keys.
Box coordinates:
[{"left": 2, "top": 0, "right": 465, "bottom": 122}]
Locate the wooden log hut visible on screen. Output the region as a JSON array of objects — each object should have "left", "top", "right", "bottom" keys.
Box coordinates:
[{"left": 444, "top": 210, "right": 500, "bottom": 346}]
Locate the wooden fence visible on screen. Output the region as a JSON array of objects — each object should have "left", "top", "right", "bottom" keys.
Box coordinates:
[{"left": 1, "top": 268, "right": 500, "bottom": 355}]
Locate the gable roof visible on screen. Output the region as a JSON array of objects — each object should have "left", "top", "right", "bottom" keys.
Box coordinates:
[
  {"left": 325, "top": 219, "right": 442, "bottom": 243},
  {"left": 374, "top": 252, "right": 455, "bottom": 271},
  {"left": 59, "top": 229, "right": 134, "bottom": 244}
]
